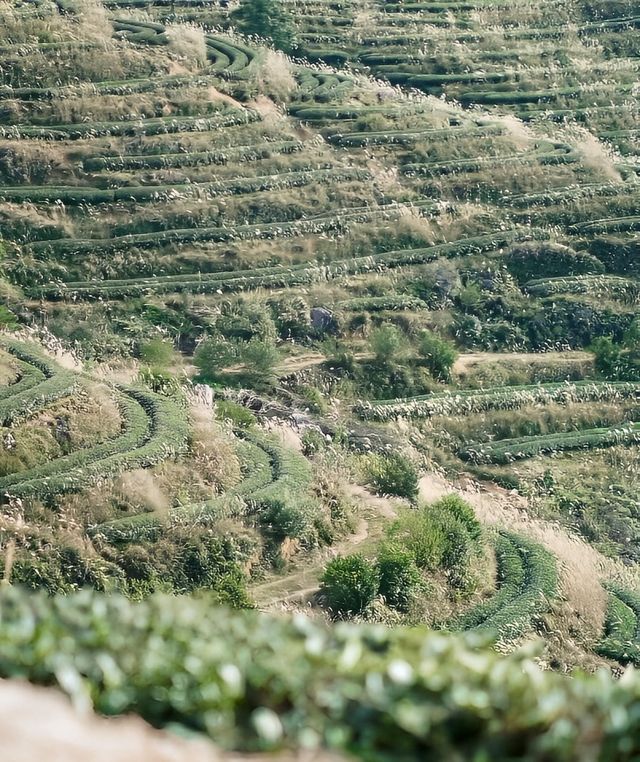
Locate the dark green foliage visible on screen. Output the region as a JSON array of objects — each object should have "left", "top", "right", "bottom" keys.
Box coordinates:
[
  {"left": 321, "top": 554, "right": 379, "bottom": 616},
  {"left": 377, "top": 544, "right": 421, "bottom": 611},
  {"left": 194, "top": 337, "right": 236, "bottom": 382},
  {"left": 364, "top": 452, "right": 419, "bottom": 500},
  {"left": 432, "top": 494, "right": 483, "bottom": 545},
  {"left": 417, "top": 330, "right": 457, "bottom": 382},
  {"left": 215, "top": 400, "right": 256, "bottom": 428},
  {"left": 457, "top": 533, "right": 558, "bottom": 640},
  {"left": 505, "top": 242, "right": 605, "bottom": 283},
  {"left": 260, "top": 492, "right": 312, "bottom": 541},
  {"left": 230, "top": 0, "right": 296, "bottom": 53},
  {"left": 369, "top": 323, "right": 408, "bottom": 367},
  {"left": 138, "top": 338, "right": 176, "bottom": 367}
]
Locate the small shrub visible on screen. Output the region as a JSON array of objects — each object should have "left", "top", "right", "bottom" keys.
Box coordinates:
[
  {"left": 418, "top": 330, "right": 457, "bottom": 382},
  {"left": 260, "top": 493, "right": 312, "bottom": 542},
  {"left": 431, "top": 495, "right": 482, "bottom": 545},
  {"left": 138, "top": 338, "right": 176, "bottom": 368},
  {"left": 369, "top": 324, "right": 408, "bottom": 367},
  {"left": 387, "top": 512, "right": 446, "bottom": 571},
  {"left": 215, "top": 400, "right": 256, "bottom": 429},
  {"left": 365, "top": 452, "right": 419, "bottom": 500},
  {"left": 194, "top": 337, "right": 236, "bottom": 381},
  {"left": 377, "top": 544, "right": 422, "bottom": 612},
  {"left": 321, "top": 554, "right": 379, "bottom": 617}
]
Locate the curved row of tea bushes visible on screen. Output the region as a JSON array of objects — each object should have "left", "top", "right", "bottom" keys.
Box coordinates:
[
  {"left": 455, "top": 531, "right": 557, "bottom": 641},
  {"left": 460, "top": 420, "right": 640, "bottom": 464},
  {"left": 356, "top": 381, "right": 640, "bottom": 421}
]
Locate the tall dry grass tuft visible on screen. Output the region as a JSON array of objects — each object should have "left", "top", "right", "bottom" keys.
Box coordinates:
[
  {"left": 166, "top": 25, "right": 208, "bottom": 71},
  {"left": 114, "top": 470, "right": 170, "bottom": 520},
  {"left": 569, "top": 128, "right": 624, "bottom": 183},
  {"left": 255, "top": 50, "right": 296, "bottom": 105}
]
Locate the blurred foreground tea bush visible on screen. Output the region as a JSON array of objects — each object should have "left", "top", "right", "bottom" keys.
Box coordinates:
[{"left": 1, "top": 586, "right": 640, "bottom": 760}]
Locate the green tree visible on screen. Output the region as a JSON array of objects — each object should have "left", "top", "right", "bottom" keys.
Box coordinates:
[
  {"left": 239, "top": 338, "right": 279, "bottom": 386},
  {"left": 230, "top": 0, "right": 296, "bottom": 53},
  {"left": 321, "top": 554, "right": 379, "bottom": 617},
  {"left": 139, "top": 338, "right": 176, "bottom": 368},
  {"left": 418, "top": 330, "right": 457, "bottom": 382},
  {"left": 369, "top": 324, "right": 407, "bottom": 367}
]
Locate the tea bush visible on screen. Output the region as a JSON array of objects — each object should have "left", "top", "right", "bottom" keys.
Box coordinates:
[{"left": 3, "top": 587, "right": 640, "bottom": 759}]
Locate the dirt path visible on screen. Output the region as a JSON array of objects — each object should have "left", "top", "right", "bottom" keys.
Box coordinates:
[
  {"left": 453, "top": 350, "right": 593, "bottom": 375},
  {"left": 224, "top": 349, "right": 592, "bottom": 380},
  {"left": 251, "top": 483, "right": 399, "bottom": 609}
]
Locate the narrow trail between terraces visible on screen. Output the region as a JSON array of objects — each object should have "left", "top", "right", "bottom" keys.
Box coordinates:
[{"left": 250, "top": 483, "right": 399, "bottom": 609}]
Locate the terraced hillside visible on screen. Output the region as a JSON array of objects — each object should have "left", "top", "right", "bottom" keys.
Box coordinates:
[{"left": 0, "top": 0, "right": 638, "bottom": 680}]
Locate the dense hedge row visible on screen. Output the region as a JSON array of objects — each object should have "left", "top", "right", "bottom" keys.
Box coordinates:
[
  {"left": 328, "top": 122, "right": 505, "bottom": 147},
  {"left": 401, "top": 141, "right": 579, "bottom": 177},
  {"left": 0, "top": 167, "right": 370, "bottom": 205},
  {"left": 597, "top": 587, "right": 640, "bottom": 666},
  {"left": 338, "top": 295, "right": 428, "bottom": 312},
  {"left": 0, "top": 109, "right": 258, "bottom": 140},
  {"left": 6, "top": 586, "right": 640, "bottom": 759},
  {"left": 461, "top": 420, "right": 640, "bottom": 464},
  {"left": 525, "top": 275, "right": 640, "bottom": 303},
  {"left": 83, "top": 139, "right": 305, "bottom": 171},
  {"left": 0, "top": 340, "right": 76, "bottom": 425},
  {"left": 0, "top": 385, "right": 189, "bottom": 501},
  {"left": 456, "top": 532, "right": 557, "bottom": 640},
  {"left": 34, "top": 228, "right": 545, "bottom": 299},
  {"left": 356, "top": 381, "right": 640, "bottom": 421}
]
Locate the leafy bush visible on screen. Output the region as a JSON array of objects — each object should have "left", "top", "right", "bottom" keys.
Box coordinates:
[
  {"left": 364, "top": 452, "right": 419, "bottom": 500},
  {"left": 5, "top": 587, "right": 640, "bottom": 759},
  {"left": 321, "top": 554, "right": 379, "bottom": 616},
  {"left": 260, "top": 492, "right": 312, "bottom": 542},
  {"left": 369, "top": 324, "right": 408, "bottom": 367},
  {"left": 138, "top": 338, "right": 176, "bottom": 367},
  {"left": 215, "top": 400, "right": 256, "bottom": 428},
  {"left": 505, "top": 242, "right": 604, "bottom": 283},
  {"left": 377, "top": 544, "right": 421, "bottom": 611},
  {"left": 418, "top": 330, "right": 457, "bottom": 382},
  {"left": 431, "top": 495, "right": 482, "bottom": 545},
  {"left": 387, "top": 510, "right": 446, "bottom": 571}
]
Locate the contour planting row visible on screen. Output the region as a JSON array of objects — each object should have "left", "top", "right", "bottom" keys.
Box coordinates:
[
  {"left": 0, "top": 385, "right": 189, "bottom": 501},
  {"left": 0, "top": 167, "right": 370, "bottom": 205},
  {"left": 400, "top": 141, "right": 579, "bottom": 177},
  {"left": 327, "top": 122, "right": 506, "bottom": 147},
  {"left": 82, "top": 139, "right": 305, "bottom": 171},
  {"left": 597, "top": 587, "right": 640, "bottom": 667},
  {"left": 461, "top": 420, "right": 640, "bottom": 464},
  {"left": 524, "top": 275, "right": 640, "bottom": 304},
  {"left": 356, "top": 381, "right": 640, "bottom": 422},
  {"left": 26, "top": 198, "right": 453, "bottom": 263},
  {"left": 34, "top": 228, "right": 546, "bottom": 299},
  {"left": 91, "top": 428, "right": 313, "bottom": 544},
  {"left": 0, "top": 340, "right": 76, "bottom": 425},
  {"left": 455, "top": 531, "right": 557, "bottom": 641},
  {"left": 0, "top": 108, "right": 258, "bottom": 140}
]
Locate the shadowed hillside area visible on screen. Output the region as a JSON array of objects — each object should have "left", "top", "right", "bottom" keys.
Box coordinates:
[{"left": 0, "top": 0, "right": 638, "bottom": 758}]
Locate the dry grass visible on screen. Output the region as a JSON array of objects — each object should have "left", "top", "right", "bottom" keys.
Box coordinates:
[
  {"left": 254, "top": 50, "right": 297, "bottom": 106},
  {"left": 166, "top": 24, "right": 208, "bottom": 71}
]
